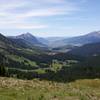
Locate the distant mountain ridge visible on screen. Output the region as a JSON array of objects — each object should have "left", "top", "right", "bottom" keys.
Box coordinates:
[
  {"left": 8, "top": 31, "right": 100, "bottom": 48},
  {"left": 8, "top": 32, "right": 46, "bottom": 47},
  {"left": 1, "top": 31, "right": 100, "bottom": 70},
  {"left": 7, "top": 31, "right": 100, "bottom": 53},
  {"left": 48, "top": 31, "right": 100, "bottom": 47}
]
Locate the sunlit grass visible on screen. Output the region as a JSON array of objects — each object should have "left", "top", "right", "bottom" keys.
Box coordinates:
[
  {"left": 0, "top": 77, "right": 100, "bottom": 100},
  {"left": 7, "top": 54, "right": 38, "bottom": 67}
]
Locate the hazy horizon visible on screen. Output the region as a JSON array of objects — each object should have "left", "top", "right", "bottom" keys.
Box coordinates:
[{"left": 0, "top": 0, "right": 100, "bottom": 37}]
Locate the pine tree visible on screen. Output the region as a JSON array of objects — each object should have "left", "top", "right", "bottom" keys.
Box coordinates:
[{"left": 0, "top": 66, "right": 6, "bottom": 76}]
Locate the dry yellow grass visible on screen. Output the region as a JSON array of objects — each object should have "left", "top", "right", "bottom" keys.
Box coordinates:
[{"left": 0, "top": 77, "right": 100, "bottom": 100}]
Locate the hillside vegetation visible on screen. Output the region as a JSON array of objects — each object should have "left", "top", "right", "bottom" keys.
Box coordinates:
[
  {"left": 0, "top": 32, "right": 100, "bottom": 100},
  {"left": 0, "top": 77, "right": 100, "bottom": 100}
]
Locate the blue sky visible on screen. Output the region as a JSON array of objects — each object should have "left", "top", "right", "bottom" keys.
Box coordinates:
[{"left": 0, "top": 0, "right": 100, "bottom": 37}]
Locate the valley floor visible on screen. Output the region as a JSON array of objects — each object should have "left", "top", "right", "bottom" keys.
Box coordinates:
[{"left": 0, "top": 77, "right": 100, "bottom": 100}]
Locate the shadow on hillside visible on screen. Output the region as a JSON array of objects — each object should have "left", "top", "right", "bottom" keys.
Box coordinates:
[
  {"left": 8, "top": 63, "right": 100, "bottom": 83},
  {"left": 37, "top": 65, "right": 100, "bottom": 83}
]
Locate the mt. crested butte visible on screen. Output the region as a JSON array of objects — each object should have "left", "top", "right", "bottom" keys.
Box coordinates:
[{"left": 8, "top": 33, "right": 46, "bottom": 47}]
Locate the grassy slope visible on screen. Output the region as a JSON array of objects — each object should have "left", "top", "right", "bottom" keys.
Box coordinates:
[
  {"left": 0, "top": 33, "right": 48, "bottom": 70},
  {"left": 0, "top": 77, "right": 100, "bottom": 100}
]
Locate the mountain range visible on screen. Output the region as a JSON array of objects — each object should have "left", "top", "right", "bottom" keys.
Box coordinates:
[
  {"left": 0, "top": 30, "right": 100, "bottom": 58},
  {"left": 7, "top": 30, "right": 100, "bottom": 49},
  {"left": 0, "top": 30, "right": 100, "bottom": 74},
  {"left": 45, "top": 31, "right": 100, "bottom": 47}
]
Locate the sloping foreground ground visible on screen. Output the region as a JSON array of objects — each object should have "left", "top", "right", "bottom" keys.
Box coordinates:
[{"left": 0, "top": 77, "right": 100, "bottom": 100}]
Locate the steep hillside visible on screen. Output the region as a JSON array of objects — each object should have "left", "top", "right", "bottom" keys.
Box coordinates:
[
  {"left": 0, "top": 33, "right": 14, "bottom": 49},
  {"left": 0, "top": 33, "right": 50, "bottom": 70},
  {"left": 68, "top": 42, "right": 100, "bottom": 57},
  {"left": 37, "top": 37, "right": 49, "bottom": 45},
  {"left": 8, "top": 33, "right": 46, "bottom": 47}
]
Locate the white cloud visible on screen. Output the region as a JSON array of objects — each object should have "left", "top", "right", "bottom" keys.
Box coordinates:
[
  {"left": 0, "top": 0, "right": 80, "bottom": 30},
  {"left": 16, "top": 24, "right": 47, "bottom": 29},
  {"left": 15, "top": 7, "right": 76, "bottom": 19},
  {"left": 0, "top": 0, "right": 27, "bottom": 12},
  {"left": 0, "top": 22, "right": 47, "bottom": 29}
]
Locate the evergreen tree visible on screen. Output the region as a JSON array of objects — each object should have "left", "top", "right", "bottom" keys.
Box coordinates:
[{"left": 0, "top": 66, "right": 6, "bottom": 76}]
